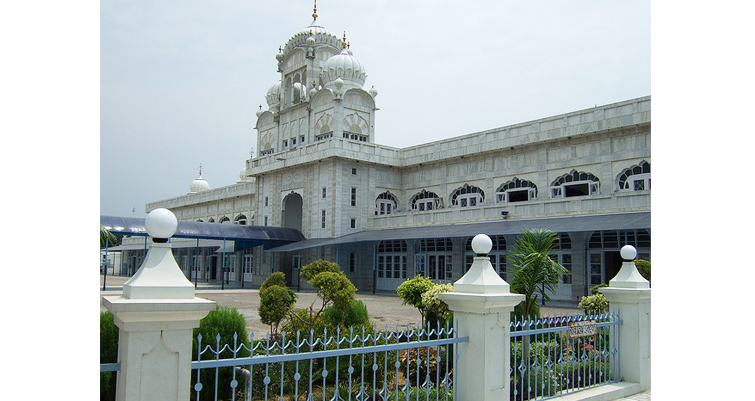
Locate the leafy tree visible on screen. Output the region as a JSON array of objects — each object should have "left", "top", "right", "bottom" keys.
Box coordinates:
[
  {"left": 396, "top": 275, "right": 435, "bottom": 327},
  {"left": 509, "top": 228, "right": 568, "bottom": 319},
  {"left": 290, "top": 259, "right": 356, "bottom": 331},
  {"left": 258, "top": 272, "right": 297, "bottom": 335}
]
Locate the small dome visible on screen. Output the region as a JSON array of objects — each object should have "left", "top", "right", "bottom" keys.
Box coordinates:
[
  {"left": 322, "top": 48, "right": 367, "bottom": 89},
  {"left": 265, "top": 81, "right": 281, "bottom": 108},
  {"left": 190, "top": 171, "right": 210, "bottom": 193}
]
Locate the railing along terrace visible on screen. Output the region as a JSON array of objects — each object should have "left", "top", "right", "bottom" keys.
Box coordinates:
[
  {"left": 509, "top": 312, "right": 622, "bottom": 401},
  {"left": 192, "top": 323, "right": 467, "bottom": 401}
]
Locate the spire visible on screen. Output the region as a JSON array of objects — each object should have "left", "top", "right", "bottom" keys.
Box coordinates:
[
  {"left": 342, "top": 31, "right": 348, "bottom": 49},
  {"left": 312, "top": 0, "right": 318, "bottom": 22},
  {"left": 198, "top": 163, "right": 203, "bottom": 177}
]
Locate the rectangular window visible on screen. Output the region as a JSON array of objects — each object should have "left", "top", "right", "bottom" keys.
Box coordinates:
[
  {"left": 350, "top": 218, "right": 356, "bottom": 229},
  {"left": 561, "top": 254, "right": 572, "bottom": 284},
  {"left": 564, "top": 183, "right": 590, "bottom": 197},
  {"left": 321, "top": 210, "right": 326, "bottom": 228},
  {"left": 590, "top": 253, "right": 603, "bottom": 285},
  {"left": 264, "top": 216, "right": 268, "bottom": 226},
  {"left": 349, "top": 252, "right": 356, "bottom": 273},
  {"left": 351, "top": 188, "right": 357, "bottom": 206},
  {"left": 322, "top": 187, "right": 327, "bottom": 198},
  {"left": 352, "top": 168, "right": 357, "bottom": 175},
  {"left": 265, "top": 196, "right": 269, "bottom": 206}
]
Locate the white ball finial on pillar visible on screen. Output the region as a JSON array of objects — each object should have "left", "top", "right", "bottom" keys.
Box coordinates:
[
  {"left": 471, "top": 233, "right": 493, "bottom": 255},
  {"left": 121, "top": 207, "right": 196, "bottom": 299},
  {"left": 453, "top": 233, "right": 510, "bottom": 294},
  {"left": 145, "top": 208, "right": 178, "bottom": 241},
  {"left": 620, "top": 244, "right": 637, "bottom": 261},
  {"left": 607, "top": 244, "right": 649, "bottom": 289}
]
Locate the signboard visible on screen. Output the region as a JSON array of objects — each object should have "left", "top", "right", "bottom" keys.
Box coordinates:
[{"left": 568, "top": 320, "right": 597, "bottom": 339}]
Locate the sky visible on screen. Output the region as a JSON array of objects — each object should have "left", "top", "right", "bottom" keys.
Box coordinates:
[{"left": 100, "top": 0, "right": 651, "bottom": 218}]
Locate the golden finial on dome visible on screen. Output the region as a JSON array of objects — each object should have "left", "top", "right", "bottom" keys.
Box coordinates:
[
  {"left": 312, "top": 0, "right": 318, "bottom": 21},
  {"left": 342, "top": 31, "right": 348, "bottom": 49}
]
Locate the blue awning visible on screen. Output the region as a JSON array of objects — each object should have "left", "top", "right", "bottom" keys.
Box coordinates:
[
  {"left": 269, "top": 211, "right": 650, "bottom": 252},
  {"left": 100, "top": 215, "right": 306, "bottom": 250}
]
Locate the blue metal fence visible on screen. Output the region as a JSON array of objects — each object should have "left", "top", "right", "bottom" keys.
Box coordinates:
[
  {"left": 192, "top": 323, "right": 467, "bottom": 401},
  {"left": 509, "top": 312, "right": 621, "bottom": 401}
]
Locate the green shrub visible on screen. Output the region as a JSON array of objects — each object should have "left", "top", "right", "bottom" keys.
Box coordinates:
[
  {"left": 635, "top": 259, "right": 650, "bottom": 282},
  {"left": 511, "top": 368, "right": 560, "bottom": 399},
  {"left": 192, "top": 306, "right": 250, "bottom": 401},
  {"left": 100, "top": 311, "right": 119, "bottom": 401},
  {"left": 322, "top": 299, "right": 370, "bottom": 328},
  {"left": 590, "top": 283, "right": 608, "bottom": 295},
  {"left": 578, "top": 294, "right": 608, "bottom": 315},
  {"left": 421, "top": 283, "right": 454, "bottom": 328}
]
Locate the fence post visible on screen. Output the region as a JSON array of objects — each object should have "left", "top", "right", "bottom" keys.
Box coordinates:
[
  {"left": 599, "top": 245, "right": 651, "bottom": 391},
  {"left": 103, "top": 208, "right": 216, "bottom": 401},
  {"left": 439, "top": 234, "right": 524, "bottom": 401}
]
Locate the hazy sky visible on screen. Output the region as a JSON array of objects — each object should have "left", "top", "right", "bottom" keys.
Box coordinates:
[{"left": 100, "top": 0, "right": 650, "bottom": 218}]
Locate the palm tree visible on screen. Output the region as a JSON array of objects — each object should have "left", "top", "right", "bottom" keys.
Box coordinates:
[
  {"left": 509, "top": 228, "right": 568, "bottom": 319},
  {"left": 100, "top": 225, "right": 120, "bottom": 248}
]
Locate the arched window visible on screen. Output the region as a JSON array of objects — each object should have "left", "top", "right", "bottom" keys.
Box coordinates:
[
  {"left": 495, "top": 178, "right": 538, "bottom": 203},
  {"left": 617, "top": 161, "right": 651, "bottom": 191},
  {"left": 375, "top": 191, "right": 398, "bottom": 215},
  {"left": 550, "top": 170, "right": 600, "bottom": 198},
  {"left": 208, "top": 218, "right": 215, "bottom": 223},
  {"left": 234, "top": 214, "right": 248, "bottom": 225},
  {"left": 450, "top": 184, "right": 484, "bottom": 207},
  {"left": 410, "top": 190, "right": 442, "bottom": 211},
  {"left": 219, "top": 216, "right": 231, "bottom": 224}
]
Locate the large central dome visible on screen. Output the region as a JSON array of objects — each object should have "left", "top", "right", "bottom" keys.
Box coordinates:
[{"left": 283, "top": 20, "right": 341, "bottom": 55}]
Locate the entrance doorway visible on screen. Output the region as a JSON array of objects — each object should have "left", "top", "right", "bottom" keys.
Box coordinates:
[
  {"left": 282, "top": 192, "right": 303, "bottom": 232},
  {"left": 604, "top": 251, "right": 622, "bottom": 283},
  {"left": 210, "top": 256, "right": 218, "bottom": 280}
]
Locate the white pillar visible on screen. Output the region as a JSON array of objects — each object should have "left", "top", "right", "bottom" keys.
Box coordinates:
[
  {"left": 103, "top": 208, "right": 216, "bottom": 401},
  {"left": 439, "top": 234, "right": 525, "bottom": 401},
  {"left": 599, "top": 245, "right": 651, "bottom": 390}
]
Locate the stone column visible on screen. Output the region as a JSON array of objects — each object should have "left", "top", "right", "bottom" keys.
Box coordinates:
[
  {"left": 103, "top": 208, "right": 216, "bottom": 401},
  {"left": 439, "top": 234, "right": 525, "bottom": 401},
  {"left": 599, "top": 245, "right": 651, "bottom": 390}
]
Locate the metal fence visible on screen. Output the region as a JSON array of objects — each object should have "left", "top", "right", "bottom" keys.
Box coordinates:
[
  {"left": 509, "top": 312, "right": 622, "bottom": 401},
  {"left": 192, "top": 323, "right": 468, "bottom": 401}
]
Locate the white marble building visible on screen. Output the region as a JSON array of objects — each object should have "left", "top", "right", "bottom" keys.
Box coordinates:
[{"left": 120, "top": 11, "right": 650, "bottom": 303}]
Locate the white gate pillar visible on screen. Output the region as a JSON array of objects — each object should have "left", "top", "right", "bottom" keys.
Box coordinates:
[
  {"left": 600, "top": 245, "right": 651, "bottom": 391},
  {"left": 103, "top": 208, "right": 216, "bottom": 401},
  {"left": 439, "top": 234, "right": 524, "bottom": 401}
]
